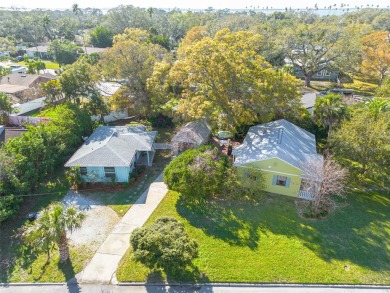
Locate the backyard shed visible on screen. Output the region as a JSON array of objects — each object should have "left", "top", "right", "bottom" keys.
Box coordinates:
[{"left": 171, "top": 119, "right": 211, "bottom": 154}]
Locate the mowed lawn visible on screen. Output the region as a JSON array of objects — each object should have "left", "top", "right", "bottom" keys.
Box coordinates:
[{"left": 117, "top": 190, "right": 390, "bottom": 284}]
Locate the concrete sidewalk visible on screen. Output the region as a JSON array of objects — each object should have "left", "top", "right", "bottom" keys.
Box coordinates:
[{"left": 76, "top": 173, "right": 168, "bottom": 284}]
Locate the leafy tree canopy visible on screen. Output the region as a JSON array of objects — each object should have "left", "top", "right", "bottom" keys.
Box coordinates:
[
  {"left": 90, "top": 25, "right": 113, "bottom": 48},
  {"left": 166, "top": 29, "right": 301, "bottom": 131}
]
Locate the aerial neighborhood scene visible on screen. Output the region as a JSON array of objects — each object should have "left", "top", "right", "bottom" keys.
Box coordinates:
[{"left": 0, "top": 0, "right": 389, "bottom": 292}]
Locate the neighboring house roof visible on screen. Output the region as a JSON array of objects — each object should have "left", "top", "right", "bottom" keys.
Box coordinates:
[
  {"left": 83, "top": 47, "right": 107, "bottom": 54},
  {"left": 96, "top": 81, "right": 121, "bottom": 97},
  {"left": 0, "top": 127, "right": 28, "bottom": 144},
  {"left": 65, "top": 126, "right": 157, "bottom": 168},
  {"left": 25, "top": 45, "right": 49, "bottom": 53},
  {"left": 171, "top": 119, "right": 211, "bottom": 146},
  {"left": 0, "top": 84, "right": 29, "bottom": 94},
  {"left": 12, "top": 97, "right": 47, "bottom": 116},
  {"left": 0, "top": 73, "right": 56, "bottom": 88},
  {"left": 232, "top": 119, "right": 323, "bottom": 173},
  {"left": 301, "top": 92, "right": 317, "bottom": 109},
  {"left": 26, "top": 45, "right": 107, "bottom": 55}
]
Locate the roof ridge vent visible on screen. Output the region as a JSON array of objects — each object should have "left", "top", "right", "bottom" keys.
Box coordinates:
[{"left": 277, "top": 128, "right": 283, "bottom": 144}]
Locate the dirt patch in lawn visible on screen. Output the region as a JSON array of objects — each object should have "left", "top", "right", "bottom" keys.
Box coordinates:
[{"left": 63, "top": 191, "right": 120, "bottom": 251}]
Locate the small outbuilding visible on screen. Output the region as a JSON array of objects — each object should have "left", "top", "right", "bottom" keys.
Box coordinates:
[{"left": 171, "top": 119, "right": 211, "bottom": 154}]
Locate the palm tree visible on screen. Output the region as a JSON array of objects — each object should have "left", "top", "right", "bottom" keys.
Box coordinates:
[
  {"left": 72, "top": 3, "right": 87, "bottom": 53},
  {"left": 313, "top": 93, "right": 346, "bottom": 140},
  {"left": 363, "top": 97, "right": 389, "bottom": 119},
  {"left": 22, "top": 202, "right": 85, "bottom": 263},
  {"left": 0, "top": 93, "right": 12, "bottom": 125}
]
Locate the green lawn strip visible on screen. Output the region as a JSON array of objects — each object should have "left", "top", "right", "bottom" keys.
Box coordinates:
[
  {"left": 5, "top": 244, "right": 94, "bottom": 282},
  {"left": 117, "top": 190, "right": 390, "bottom": 284},
  {"left": 16, "top": 60, "right": 60, "bottom": 69},
  {"left": 31, "top": 107, "right": 59, "bottom": 118}
]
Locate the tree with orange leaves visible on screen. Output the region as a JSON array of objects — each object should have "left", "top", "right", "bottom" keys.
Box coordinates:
[{"left": 361, "top": 31, "right": 390, "bottom": 85}]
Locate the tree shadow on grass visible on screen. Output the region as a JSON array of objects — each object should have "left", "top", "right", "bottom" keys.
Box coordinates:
[
  {"left": 58, "top": 258, "right": 81, "bottom": 293},
  {"left": 176, "top": 196, "right": 265, "bottom": 250},
  {"left": 177, "top": 191, "right": 390, "bottom": 273},
  {"left": 145, "top": 265, "right": 212, "bottom": 293}
]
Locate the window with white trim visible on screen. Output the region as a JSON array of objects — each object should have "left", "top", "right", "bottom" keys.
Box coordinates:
[
  {"left": 79, "top": 167, "right": 87, "bottom": 176},
  {"left": 276, "top": 175, "right": 287, "bottom": 186},
  {"left": 104, "top": 167, "right": 116, "bottom": 178}
]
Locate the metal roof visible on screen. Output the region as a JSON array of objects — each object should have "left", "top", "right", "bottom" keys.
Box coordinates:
[{"left": 232, "top": 119, "right": 323, "bottom": 172}]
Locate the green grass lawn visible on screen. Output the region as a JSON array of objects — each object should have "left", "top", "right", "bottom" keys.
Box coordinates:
[
  {"left": 16, "top": 60, "right": 60, "bottom": 70},
  {"left": 31, "top": 106, "right": 59, "bottom": 118},
  {"left": 117, "top": 190, "right": 390, "bottom": 284},
  {"left": 303, "top": 76, "right": 378, "bottom": 96}
]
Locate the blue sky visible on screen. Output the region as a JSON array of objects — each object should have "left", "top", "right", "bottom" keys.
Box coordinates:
[{"left": 0, "top": 0, "right": 386, "bottom": 10}]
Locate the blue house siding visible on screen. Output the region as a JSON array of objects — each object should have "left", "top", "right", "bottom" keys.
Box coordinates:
[{"left": 81, "top": 166, "right": 132, "bottom": 183}]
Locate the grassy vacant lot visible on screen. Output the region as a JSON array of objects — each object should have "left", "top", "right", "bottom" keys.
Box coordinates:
[{"left": 117, "top": 190, "right": 390, "bottom": 284}]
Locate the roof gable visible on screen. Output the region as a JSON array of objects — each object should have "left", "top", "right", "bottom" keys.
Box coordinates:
[
  {"left": 65, "top": 126, "right": 157, "bottom": 167},
  {"left": 232, "top": 119, "right": 321, "bottom": 171},
  {"left": 171, "top": 119, "right": 211, "bottom": 145}
]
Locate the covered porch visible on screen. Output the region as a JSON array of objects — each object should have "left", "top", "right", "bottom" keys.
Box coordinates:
[{"left": 135, "top": 150, "right": 155, "bottom": 166}]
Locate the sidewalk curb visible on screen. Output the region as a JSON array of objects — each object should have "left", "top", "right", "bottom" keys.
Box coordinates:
[
  {"left": 117, "top": 282, "right": 390, "bottom": 289},
  {"left": 0, "top": 283, "right": 66, "bottom": 286}
]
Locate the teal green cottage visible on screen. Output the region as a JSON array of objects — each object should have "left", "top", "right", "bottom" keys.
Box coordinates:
[
  {"left": 65, "top": 126, "right": 157, "bottom": 182},
  {"left": 232, "top": 119, "right": 323, "bottom": 200}
]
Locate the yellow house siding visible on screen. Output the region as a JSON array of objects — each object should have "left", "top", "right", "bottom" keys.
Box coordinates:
[{"left": 236, "top": 158, "right": 303, "bottom": 198}]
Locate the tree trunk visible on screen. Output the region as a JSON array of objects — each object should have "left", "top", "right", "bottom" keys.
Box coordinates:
[
  {"left": 304, "top": 75, "right": 311, "bottom": 87},
  {"left": 327, "top": 123, "right": 333, "bottom": 140},
  {"left": 58, "top": 231, "right": 70, "bottom": 263}
]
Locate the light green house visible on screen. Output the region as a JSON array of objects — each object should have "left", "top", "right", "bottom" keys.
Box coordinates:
[
  {"left": 232, "top": 119, "right": 323, "bottom": 200},
  {"left": 65, "top": 126, "right": 157, "bottom": 183}
]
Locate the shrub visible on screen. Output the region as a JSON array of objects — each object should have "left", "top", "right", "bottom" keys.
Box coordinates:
[
  {"left": 164, "top": 145, "right": 248, "bottom": 201},
  {"left": 130, "top": 217, "right": 198, "bottom": 271},
  {"left": 65, "top": 166, "right": 83, "bottom": 190},
  {"left": 0, "top": 195, "right": 21, "bottom": 223},
  {"left": 149, "top": 113, "right": 173, "bottom": 127}
]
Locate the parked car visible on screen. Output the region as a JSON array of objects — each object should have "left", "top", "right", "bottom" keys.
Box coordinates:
[
  {"left": 26, "top": 212, "right": 40, "bottom": 222},
  {"left": 15, "top": 55, "right": 24, "bottom": 61},
  {"left": 9, "top": 65, "right": 27, "bottom": 74}
]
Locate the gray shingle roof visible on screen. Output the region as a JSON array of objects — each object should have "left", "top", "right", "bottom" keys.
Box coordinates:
[
  {"left": 0, "top": 72, "right": 56, "bottom": 87},
  {"left": 171, "top": 119, "right": 211, "bottom": 146},
  {"left": 65, "top": 126, "right": 157, "bottom": 167},
  {"left": 232, "top": 119, "right": 322, "bottom": 173}
]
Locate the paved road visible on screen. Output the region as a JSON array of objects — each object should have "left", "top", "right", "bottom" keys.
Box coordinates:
[
  {"left": 76, "top": 173, "right": 168, "bottom": 284},
  {"left": 1, "top": 284, "right": 389, "bottom": 293}
]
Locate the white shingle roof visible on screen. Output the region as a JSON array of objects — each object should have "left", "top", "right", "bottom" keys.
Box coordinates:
[
  {"left": 65, "top": 126, "right": 157, "bottom": 167},
  {"left": 232, "top": 119, "right": 322, "bottom": 172}
]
